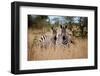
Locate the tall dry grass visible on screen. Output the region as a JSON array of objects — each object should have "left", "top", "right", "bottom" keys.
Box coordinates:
[{"left": 28, "top": 28, "right": 88, "bottom": 61}]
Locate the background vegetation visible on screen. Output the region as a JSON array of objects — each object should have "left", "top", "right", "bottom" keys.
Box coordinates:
[{"left": 28, "top": 15, "right": 88, "bottom": 38}]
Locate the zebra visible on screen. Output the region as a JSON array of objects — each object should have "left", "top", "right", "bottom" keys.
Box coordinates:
[
  {"left": 57, "top": 25, "right": 74, "bottom": 47},
  {"left": 37, "top": 25, "right": 74, "bottom": 49},
  {"left": 38, "top": 26, "right": 57, "bottom": 49}
]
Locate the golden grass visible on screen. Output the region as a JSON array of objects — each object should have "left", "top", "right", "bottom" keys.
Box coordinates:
[{"left": 28, "top": 29, "right": 88, "bottom": 61}]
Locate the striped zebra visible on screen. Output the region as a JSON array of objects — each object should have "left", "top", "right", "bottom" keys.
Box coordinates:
[
  {"left": 38, "top": 26, "right": 57, "bottom": 49},
  {"left": 37, "top": 25, "right": 74, "bottom": 49},
  {"left": 57, "top": 25, "right": 74, "bottom": 47}
]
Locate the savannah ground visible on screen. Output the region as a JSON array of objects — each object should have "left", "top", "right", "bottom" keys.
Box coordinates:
[{"left": 28, "top": 28, "right": 88, "bottom": 61}]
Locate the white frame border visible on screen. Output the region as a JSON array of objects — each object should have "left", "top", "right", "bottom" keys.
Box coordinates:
[{"left": 20, "top": 6, "right": 95, "bottom": 70}]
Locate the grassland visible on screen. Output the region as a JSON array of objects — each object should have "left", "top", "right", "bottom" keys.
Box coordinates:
[{"left": 28, "top": 28, "right": 88, "bottom": 61}]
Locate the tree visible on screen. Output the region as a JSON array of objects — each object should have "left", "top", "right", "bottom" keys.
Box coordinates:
[
  {"left": 28, "top": 15, "right": 49, "bottom": 29},
  {"left": 52, "top": 17, "right": 60, "bottom": 26},
  {"left": 64, "top": 16, "right": 74, "bottom": 25},
  {"left": 79, "top": 17, "right": 88, "bottom": 37},
  {"left": 63, "top": 16, "right": 75, "bottom": 31}
]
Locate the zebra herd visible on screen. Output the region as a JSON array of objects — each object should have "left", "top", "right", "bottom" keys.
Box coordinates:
[{"left": 36, "top": 25, "right": 75, "bottom": 50}]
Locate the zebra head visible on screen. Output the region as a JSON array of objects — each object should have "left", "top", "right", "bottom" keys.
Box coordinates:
[
  {"left": 51, "top": 26, "right": 57, "bottom": 44},
  {"left": 60, "top": 25, "right": 68, "bottom": 39},
  {"left": 60, "top": 25, "right": 69, "bottom": 45}
]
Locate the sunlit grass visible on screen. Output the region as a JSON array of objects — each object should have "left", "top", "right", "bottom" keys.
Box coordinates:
[{"left": 28, "top": 28, "right": 88, "bottom": 61}]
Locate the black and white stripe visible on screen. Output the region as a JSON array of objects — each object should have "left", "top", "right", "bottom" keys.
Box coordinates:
[
  {"left": 37, "top": 26, "right": 74, "bottom": 48},
  {"left": 62, "top": 35, "right": 69, "bottom": 45}
]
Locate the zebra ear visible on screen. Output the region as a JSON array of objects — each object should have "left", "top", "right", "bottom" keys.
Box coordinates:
[{"left": 60, "top": 25, "right": 62, "bottom": 28}]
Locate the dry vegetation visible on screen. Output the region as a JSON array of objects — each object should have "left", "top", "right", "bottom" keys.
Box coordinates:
[{"left": 28, "top": 28, "right": 88, "bottom": 61}]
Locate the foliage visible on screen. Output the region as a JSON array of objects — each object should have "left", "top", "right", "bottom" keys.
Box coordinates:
[{"left": 28, "top": 15, "right": 88, "bottom": 38}]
